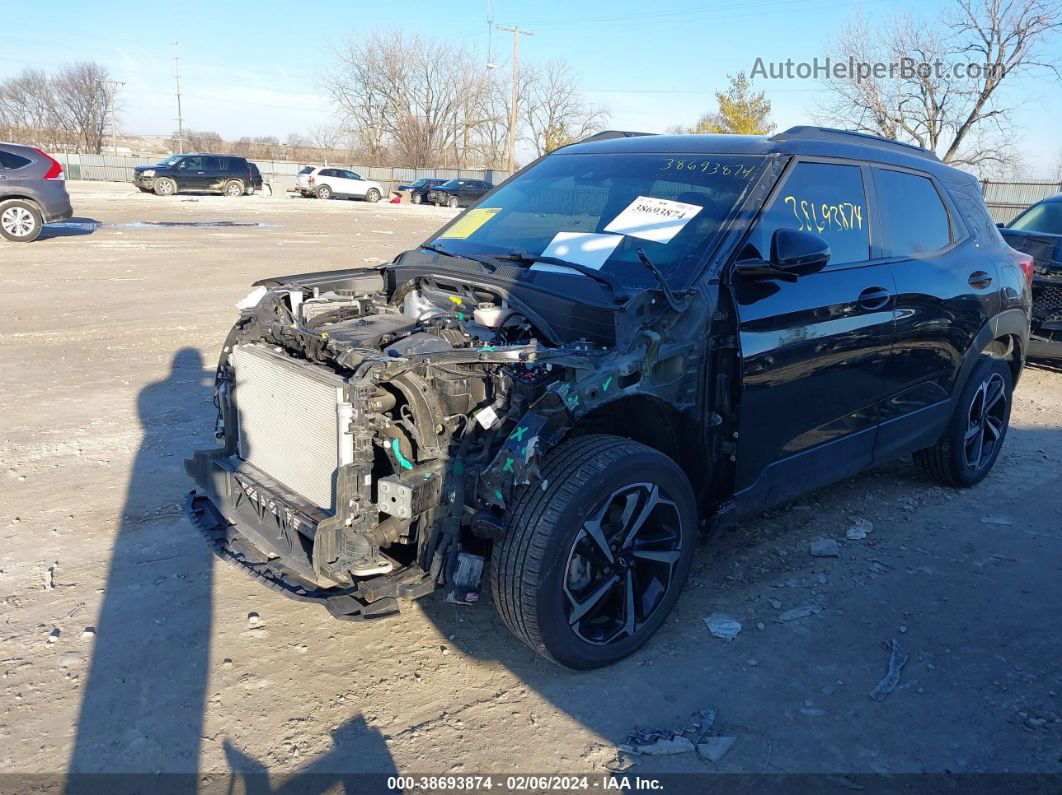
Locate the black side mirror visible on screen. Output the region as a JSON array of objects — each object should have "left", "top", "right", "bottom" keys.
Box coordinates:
[
  {"left": 995, "top": 222, "right": 1006, "bottom": 228},
  {"left": 771, "top": 228, "right": 830, "bottom": 274},
  {"left": 736, "top": 228, "right": 830, "bottom": 282}
]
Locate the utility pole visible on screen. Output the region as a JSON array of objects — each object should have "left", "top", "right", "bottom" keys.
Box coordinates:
[
  {"left": 104, "top": 80, "right": 125, "bottom": 156},
  {"left": 172, "top": 41, "right": 185, "bottom": 154},
  {"left": 497, "top": 25, "right": 533, "bottom": 173}
]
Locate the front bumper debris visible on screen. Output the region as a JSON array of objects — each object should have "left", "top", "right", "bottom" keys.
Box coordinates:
[{"left": 185, "top": 491, "right": 405, "bottom": 621}]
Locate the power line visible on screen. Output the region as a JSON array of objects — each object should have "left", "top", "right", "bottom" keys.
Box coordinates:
[
  {"left": 497, "top": 25, "right": 534, "bottom": 172},
  {"left": 104, "top": 79, "right": 125, "bottom": 154},
  {"left": 172, "top": 41, "right": 184, "bottom": 153}
]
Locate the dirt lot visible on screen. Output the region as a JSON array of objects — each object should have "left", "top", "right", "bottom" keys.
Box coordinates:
[{"left": 2, "top": 181, "right": 1060, "bottom": 783}]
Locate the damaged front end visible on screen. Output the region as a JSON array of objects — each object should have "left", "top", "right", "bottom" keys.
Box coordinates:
[{"left": 185, "top": 264, "right": 697, "bottom": 619}]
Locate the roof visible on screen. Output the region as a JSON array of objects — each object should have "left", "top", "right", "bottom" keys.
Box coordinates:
[{"left": 561, "top": 126, "right": 958, "bottom": 177}]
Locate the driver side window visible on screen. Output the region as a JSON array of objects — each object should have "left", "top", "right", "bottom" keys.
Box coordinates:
[{"left": 747, "top": 162, "right": 870, "bottom": 268}]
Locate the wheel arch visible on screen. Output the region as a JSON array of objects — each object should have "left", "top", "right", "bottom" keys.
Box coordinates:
[
  {"left": 0, "top": 195, "right": 43, "bottom": 213},
  {"left": 567, "top": 394, "right": 708, "bottom": 491}
]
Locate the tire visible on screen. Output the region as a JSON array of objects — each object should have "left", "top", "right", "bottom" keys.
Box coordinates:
[
  {"left": 411, "top": 192, "right": 423, "bottom": 205},
  {"left": 447, "top": 195, "right": 459, "bottom": 208},
  {"left": 245, "top": 185, "right": 256, "bottom": 196},
  {"left": 316, "top": 184, "right": 332, "bottom": 200},
  {"left": 223, "top": 179, "right": 244, "bottom": 197},
  {"left": 136, "top": 186, "right": 152, "bottom": 193},
  {"left": 364, "top": 188, "right": 381, "bottom": 203},
  {"left": 153, "top": 177, "right": 176, "bottom": 197},
  {"left": 0, "top": 199, "right": 43, "bottom": 242},
  {"left": 490, "top": 435, "right": 697, "bottom": 669},
  {"left": 914, "top": 356, "right": 1013, "bottom": 487}
]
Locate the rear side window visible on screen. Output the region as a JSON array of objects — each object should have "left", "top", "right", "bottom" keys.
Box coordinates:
[
  {"left": 749, "top": 161, "right": 870, "bottom": 266},
  {"left": 874, "top": 168, "right": 951, "bottom": 256},
  {"left": 0, "top": 151, "right": 32, "bottom": 170},
  {"left": 298, "top": 166, "right": 314, "bottom": 175},
  {"left": 204, "top": 156, "right": 222, "bottom": 170}
]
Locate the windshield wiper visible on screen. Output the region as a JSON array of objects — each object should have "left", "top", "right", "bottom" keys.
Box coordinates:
[
  {"left": 495, "top": 250, "right": 626, "bottom": 302},
  {"left": 635, "top": 248, "right": 690, "bottom": 312},
  {"left": 420, "top": 242, "right": 497, "bottom": 272}
]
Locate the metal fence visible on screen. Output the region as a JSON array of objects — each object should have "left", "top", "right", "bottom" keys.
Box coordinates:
[
  {"left": 54, "top": 153, "right": 512, "bottom": 195},
  {"left": 981, "top": 180, "right": 1062, "bottom": 224}
]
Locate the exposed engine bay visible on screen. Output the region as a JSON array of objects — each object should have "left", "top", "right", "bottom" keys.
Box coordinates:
[{"left": 185, "top": 262, "right": 717, "bottom": 620}]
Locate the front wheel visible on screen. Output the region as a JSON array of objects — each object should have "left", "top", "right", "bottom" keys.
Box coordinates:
[
  {"left": 364, "top": 188, "right": 381, "bottom": 203},
  {"left": 490, "top": 435, "right": 697, "bottom": 669},
  {"left": 914, "top": 356, "right": 1013, "bottom": 487},
  {"left": 153, "top": 177, "right": 176, "bottom": 196},
  {"left": 411, "top": 192, "right": 423, "bottom": 205},
  {"left": 447, "top": 195, "right": 459, "bottom": 208}
]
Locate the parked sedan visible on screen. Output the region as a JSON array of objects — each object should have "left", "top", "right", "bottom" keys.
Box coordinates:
[
  {"left": 0, "top": 141, "right": 72, "bottom": 242},
  {"left": 398, "top": 177, "right": 447, "bottom": 204},
  {"left": 296, "top": 167, "right": 384, "bottom": 202},
  {"left": 427, "top": 179, "right": 493, "bottom": 208},
  {"left": 999, "top": 194, "right": 1062, "bottom": 359}
]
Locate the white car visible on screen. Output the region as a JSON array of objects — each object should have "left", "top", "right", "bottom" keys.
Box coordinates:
[{"left": 296, "top": 166, "right": 384, "bottom": 202}]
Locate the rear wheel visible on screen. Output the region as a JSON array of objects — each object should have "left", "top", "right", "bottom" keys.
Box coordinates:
[
  {"left": 223, "top": 179, "right": 244, "bottom": 197},
  {"left": 316, "top": 184, "right": 332, "bottom": 200},
  {"left": 153, "top": 177, "right": 176, "bottom": 196},
  {"left": 0, "top": 200, "right": 43, "bottom": 242},
  {"left": 914, "top": 356, "right": 1013, "bottom": 487},
  {"left": 490, "top": 435, "right": 697, "bottom": 669},
  {"left": 365, "top": 188, "right": 381, "bottom": 203}
]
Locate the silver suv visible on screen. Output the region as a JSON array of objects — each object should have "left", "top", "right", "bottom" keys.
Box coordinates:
[{"left": 0, "top": 142, "right": 73, "bottom": 242}]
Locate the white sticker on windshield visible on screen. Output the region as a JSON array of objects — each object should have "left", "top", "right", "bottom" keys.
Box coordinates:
[
  {"left": 530, "top": 232, "right": 623, "bottom": 273},
  {"left": 604, "top": 195, "right": 702, "bottom": 243}
]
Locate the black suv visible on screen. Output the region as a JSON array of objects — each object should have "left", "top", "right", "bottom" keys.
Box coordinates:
[
  {"left": 186, "top": 127, "right": 1031, "bottom": 669},
  {"left": 427, "top": 178, "right": 493, "bottom": 207},
  {"left": 399, "top": 177, "right": 447, "bottom": 205},
  {"left": 133, "top": 153, "right": 259, "bottom": 197}
]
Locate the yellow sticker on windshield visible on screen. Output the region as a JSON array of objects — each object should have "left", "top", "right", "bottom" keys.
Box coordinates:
[{"left": 439, "top": 208, "right": 501, "bottom": 239}]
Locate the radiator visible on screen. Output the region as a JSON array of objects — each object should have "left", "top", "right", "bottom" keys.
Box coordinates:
[{"left": 231, "top": 344, "right": 349, "bottom": 510}]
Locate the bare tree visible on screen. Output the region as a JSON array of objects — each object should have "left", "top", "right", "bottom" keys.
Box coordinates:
[
  {"left": 183, "top": 130, "right": 224, "bottom": 152},
  {"left": 0, "top": 63, "right": 112, "bottom": 153},
  {"left": 51, "top": 62, "right": 110, "bottom": 153},
  {"left": 307, "top": 123, "right": 344, "bottom": 164},
  {"left": 522, "top": 59, "right": 608, "bottom": 156},
  {"left": 819, "top": 0, "right": 1062, "bottom": 172}
]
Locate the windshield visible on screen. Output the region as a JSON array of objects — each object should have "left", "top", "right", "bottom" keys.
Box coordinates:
[
  {"left": 159, "top": 155, "right": 183, "bottom": 167},
  {"left": 431, "top": 152, "right": 765, "bottom": 288},
  {"left": 439, "top": 179, "right": 459, "bottom": 189},
  {"left": 1009, "top": 200, "right": 1062, "bottom": 236}
]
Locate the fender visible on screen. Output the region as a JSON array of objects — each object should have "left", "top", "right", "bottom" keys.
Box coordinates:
[{"left": 950, "top": 308, "right": 1029, "bottom": 404}]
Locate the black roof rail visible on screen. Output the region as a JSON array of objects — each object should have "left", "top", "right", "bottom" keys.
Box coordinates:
[
  {"left": 577, "top": 130, "right": 658, "bottom": 143},
  {"left": 771, "top": 126, "right": 940, "bottom": 162}
]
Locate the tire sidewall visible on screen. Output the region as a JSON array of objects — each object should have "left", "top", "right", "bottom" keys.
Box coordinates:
[
  {"left": 0, "top": 200, "right": 43, "bottom": 242},
  {"left": 948, "top": 357, "right": 1013, "bottom": 486},
  {"left": 154, "top": 177, "right": 176, "bottom": 196},
  {"left": 530, "top": 449, "right": 697, "bottom": 669}
]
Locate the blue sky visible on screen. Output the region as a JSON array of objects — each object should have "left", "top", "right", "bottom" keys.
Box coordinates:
[{"left": 4, "top": 0, "right": 1060, "bottom": 174}]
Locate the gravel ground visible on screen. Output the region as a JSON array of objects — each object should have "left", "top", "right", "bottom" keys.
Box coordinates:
[{"left": 1, "top": 181, "right": 1060, "bottom": 781}]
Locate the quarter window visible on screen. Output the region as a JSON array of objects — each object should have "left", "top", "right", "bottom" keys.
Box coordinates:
[
  {"left": 748, "top": 162, "right": 870, "bottom": 267},
  {"left": 0, "top": 151, "right": 32, "bottom": 170},
  {"left": 874, "top": 168, "right": 952, "bottom": 256}
]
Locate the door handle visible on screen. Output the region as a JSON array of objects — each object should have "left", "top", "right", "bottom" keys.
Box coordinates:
[
  {"left": 968, "top": 271, "right": 993, "bottom": 289},
  {"left": 856, "top": 286, "right": 891, "bottom": 310}
]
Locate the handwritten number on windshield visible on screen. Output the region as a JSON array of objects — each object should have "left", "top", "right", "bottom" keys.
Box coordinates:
[{"left": 661, "top": 159, "right": 754, "bottom": 178}]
